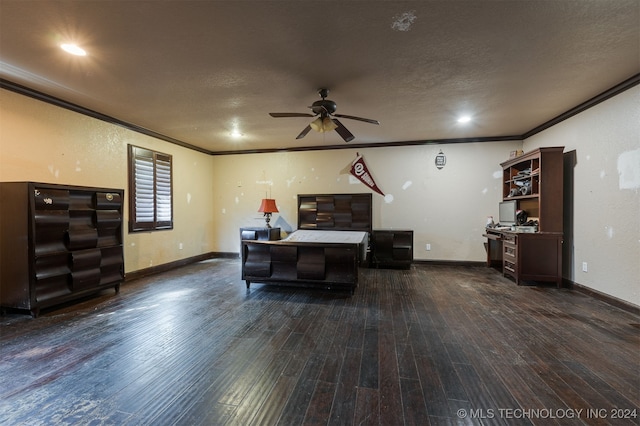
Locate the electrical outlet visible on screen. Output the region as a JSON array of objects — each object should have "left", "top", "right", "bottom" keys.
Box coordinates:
[
  {"left": 426, "top": 243, "right": 431, "bottom": 251},
  {"left": 582, "top": 262, "right": 588, "bottom": 272},
  {"left": 179, "top": 243, "right": 184, "bottom": 250}
]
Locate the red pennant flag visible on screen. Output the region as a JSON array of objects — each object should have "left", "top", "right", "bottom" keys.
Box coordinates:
[{"left": 350, "top": 153, "right": 385, "bottom": 196}]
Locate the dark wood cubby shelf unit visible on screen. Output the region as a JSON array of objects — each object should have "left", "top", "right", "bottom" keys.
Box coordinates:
[
  {"left": 0, "top": 182, "right": 124, "bottom": 317},
  {"left": 370, "top": 229, "right": 413, "bottom": 269}
]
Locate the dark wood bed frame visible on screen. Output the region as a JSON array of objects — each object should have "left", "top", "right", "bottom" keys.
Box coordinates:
[{"left": 241, "top": 193, "right": 372, "bottom": 294}]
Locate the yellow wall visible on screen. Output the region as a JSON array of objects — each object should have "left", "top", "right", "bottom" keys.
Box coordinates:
[
  {"left": 210, "top": 142, "right": 521, "bottom": 260},
  {"left": 2, "top": 86, "right": 638, "bottom": 307},
  {"left": 524, "top": 86, "right": 640, "bottom": 306},
  {"left": 0, "top": 89, "right": 215, "bottom": 273}
]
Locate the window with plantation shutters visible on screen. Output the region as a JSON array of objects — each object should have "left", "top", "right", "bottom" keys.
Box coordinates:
[{"left": 128, "top": 145, "right": 173, "bottom": 232}]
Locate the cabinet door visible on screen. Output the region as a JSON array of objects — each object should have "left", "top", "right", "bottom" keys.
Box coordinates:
[
  {"left": 518, "top": 235, "right": 561, "bottom": 281},
  {"left": 32, "top": 187, "right": 72, "bottom": 304},
  {"left": 373, "top": 232, "right": 394, "bottom": 261},
  {"left": 100, "top": 246, "right": 124, "bottom": 285},
  {"left": 33, "top": 187, "right": 70, "bottom": 256},
  {"left": 392, "top": 232, "right": 413, "bottom": 261},
  {"left": 34, "top": 252, "right": 71, "bottom": 303}
]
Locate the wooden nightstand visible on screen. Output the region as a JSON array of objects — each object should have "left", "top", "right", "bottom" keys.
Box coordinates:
[
  {"left": 240, "top": 227, "right": 281, "bottom": 242},
  {"left": 371, "top": 229, "right": 413, "bottom": 269}
]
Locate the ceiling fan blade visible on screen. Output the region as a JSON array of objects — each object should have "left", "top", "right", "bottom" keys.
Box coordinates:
[
  {"left": 331, "top": 119, "right": 355, "bottom": 142},
  {"left": 333, "top": 114, "right": 380, "bottom": 125},
  {"left": 269, "top": 112, "right": 315, "bottom": 118},
  {"left": 296, "top": 125, "right": 312, "bottom": 139}
]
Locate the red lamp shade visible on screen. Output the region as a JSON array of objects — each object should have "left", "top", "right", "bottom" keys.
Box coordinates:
[
  {"left": 258, "top": 198, "right": 279, "bottom": 213},
  {"left": 258, "top": 198, "right": 278, "bottom": 228}
]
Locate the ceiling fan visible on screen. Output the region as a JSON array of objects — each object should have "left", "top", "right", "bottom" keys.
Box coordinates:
[{"left": 269, "top": 88, "right": 380, "bottom": 142}]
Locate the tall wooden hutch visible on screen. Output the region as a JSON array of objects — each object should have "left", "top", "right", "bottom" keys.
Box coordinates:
[{"left": 486, "top": 147, "right": 564, "bottom": 286}]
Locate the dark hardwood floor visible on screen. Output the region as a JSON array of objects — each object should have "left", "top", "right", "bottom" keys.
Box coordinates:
[{"left": 1, "top": 259, "right": 638, "bottom": 425}]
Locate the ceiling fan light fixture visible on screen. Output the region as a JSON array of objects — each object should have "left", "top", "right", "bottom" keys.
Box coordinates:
[
  {"left": 310, "top": 116, "right": 338, "bottom": 133},
  {"left": 310, "top": 117, "right": 322, "bottom": 132},
  {"left": 269, "top": 88, "right": 377, "bottom": 142},
  {"left": 323, "top": 117, "right": 338, "bottom": 132}
]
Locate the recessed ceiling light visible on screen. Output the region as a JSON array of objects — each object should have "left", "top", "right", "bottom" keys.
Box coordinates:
[
  {"left": 60, "top": 44, "right": 87, "bottom": 56},
  {"left": 457, "top": 115, "right": 471, "bottom": 124}
]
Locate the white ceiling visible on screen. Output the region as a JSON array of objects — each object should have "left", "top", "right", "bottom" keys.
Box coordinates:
[{"left": 1, "top": 1, "right": 638, "bottom": 154}]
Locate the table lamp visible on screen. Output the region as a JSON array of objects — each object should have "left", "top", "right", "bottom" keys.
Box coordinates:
[{"left": 258, "top": 198, "right": 279, "bottom": 228}]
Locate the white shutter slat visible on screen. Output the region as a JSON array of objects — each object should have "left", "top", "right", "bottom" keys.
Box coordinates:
[{"left": 129, "top": 145, "right": 173, "bottom": 231}]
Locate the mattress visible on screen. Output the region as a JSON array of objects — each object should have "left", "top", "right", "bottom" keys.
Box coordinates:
[
  {"left": 282, "top": 230, "right": 367, "bottom": 244},
  {"left": 281, "top": 230, "right": 369, "bottom": 260}
]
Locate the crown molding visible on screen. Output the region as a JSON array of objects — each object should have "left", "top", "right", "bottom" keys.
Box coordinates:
[{"left": 3, "top": 73, "right": 638, "bottom": 156}]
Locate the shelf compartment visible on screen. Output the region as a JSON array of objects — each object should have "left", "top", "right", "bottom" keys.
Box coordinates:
[
  {"left": 35, "top": 253, "right": 71, "bottom": 280},
  {"left": 71, "top": 268, "right": 101, "bottom": 290},
  {"left": 35, "top": 275, "right": 71, "bottom": 303},
  {"left": 95, "top": 210, "right": 122, "bottom": 229},
  {"left": 64, "top": 227, "right": 99, "bottom": 250},
  {"left": 71, "top": 248, "right": 102, "bottom": 270},
  {"left": 94, "top": 192, "right": 122, "bottom": 209},
  {"left": 34, "top": 211, "right": 70, "bottom": 256},
  {"left": 33, "top": 188, "right": 70, "bottom": 210}
]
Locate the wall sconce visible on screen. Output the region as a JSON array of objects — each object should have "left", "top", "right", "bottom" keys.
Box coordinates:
[{"left": 258, "top": 198, "right": 279, "bottom": 228}]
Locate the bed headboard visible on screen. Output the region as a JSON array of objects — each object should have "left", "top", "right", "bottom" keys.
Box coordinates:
[{"left": 297, "top": 193, "right": 372, "bottom": 233}]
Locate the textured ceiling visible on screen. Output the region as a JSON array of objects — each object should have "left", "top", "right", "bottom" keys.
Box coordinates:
[{"left": 1, "top": 1, "right": 638, "bottom": 154}]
